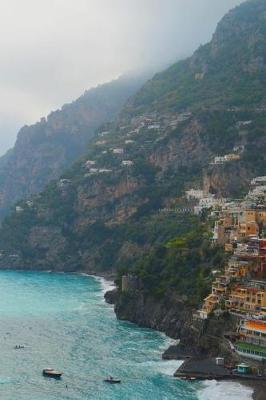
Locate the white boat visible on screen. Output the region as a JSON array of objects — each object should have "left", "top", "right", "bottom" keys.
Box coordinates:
[{"left": 43, "top": 368, "right": 63, "bottom": 378}]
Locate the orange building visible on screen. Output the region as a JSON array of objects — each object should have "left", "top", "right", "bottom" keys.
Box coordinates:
[{"left": 239, "top": 320, "right": 266, "bottom": 346}]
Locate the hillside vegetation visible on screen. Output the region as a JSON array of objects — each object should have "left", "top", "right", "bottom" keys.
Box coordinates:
[
  {"left": 0, "top": 0, "right": 264, "bottom": 303},
  {"left": 0, "top": 74, "right": 146, "bottom": 217}
]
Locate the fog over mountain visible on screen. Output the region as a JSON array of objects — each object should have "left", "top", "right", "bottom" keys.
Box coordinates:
[{"left": 0, "top": 0, "right": 242, "bottom": 155}]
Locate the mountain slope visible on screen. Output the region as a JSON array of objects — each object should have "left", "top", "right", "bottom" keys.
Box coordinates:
[
  {"left": 0, "top": 0, "right": 265, "bottom": 276},
  {"left": 124, "top": 0, "right": 266, "bottom": 117},
  {"left": 0, "top": 74, "right": 146, "bottom": 217}
]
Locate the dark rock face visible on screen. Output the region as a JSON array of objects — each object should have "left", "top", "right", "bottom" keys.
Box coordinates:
[
  {"left": 162, "top": 345, "right": 193, "bottom": 360},
  {"left": 104, "top": 289, "right": 118, "bottom": 304},
  {"left": 115, "top": 291, "right": 195, "bottom": 340},
  {"left": 114, "top": 290, "right": 240, "bottom": 360}
]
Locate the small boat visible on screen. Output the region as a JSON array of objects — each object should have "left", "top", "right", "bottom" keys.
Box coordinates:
[
  {"left": 14, "top": 345, "right": 25, "bottom": 349},
  {"left": 43, "top": 368, "right": 63, "bottom": 379},
  {"left": 104, "top": 376, "right": 121, "bottom": 384}
]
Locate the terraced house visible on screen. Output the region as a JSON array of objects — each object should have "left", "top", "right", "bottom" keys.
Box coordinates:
[{"left": 235, "top": 319, "right": 266, "bottom": 361}]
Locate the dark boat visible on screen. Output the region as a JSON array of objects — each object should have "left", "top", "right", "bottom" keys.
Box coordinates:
[
  {"left": 43, "top": 368, "right": 63, "bottom": 379},
  {"left": 104, "top": 376, "right": 121, "bottom": 384}
]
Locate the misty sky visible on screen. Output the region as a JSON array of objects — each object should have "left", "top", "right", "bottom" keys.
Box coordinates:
[{"left": 0, "top": 0, "right": 243, "bottom": 155}]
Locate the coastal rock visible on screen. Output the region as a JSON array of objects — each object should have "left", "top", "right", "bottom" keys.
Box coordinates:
[
  {"left": 162, "top": 345, "right": 193, "bottom": 360},
  {"left": 104, "top": 289, "right": 118, "bottom": 304},
  {"left": 114, "top": 290, "right": 240, "bottom": 360}
]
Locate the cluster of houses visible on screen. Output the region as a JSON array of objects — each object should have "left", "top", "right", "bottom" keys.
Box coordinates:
[
  {"left": 210, "top": 152, "right": 241, "bottom": 165},
  {"left": 185, "top": 189, "right": 226, "bottom": 215},
  {"left": 82, "top": 111, "right": 194, "bottom": 178},
  {"left": 197, "top": 176, "right": 266, "bottom": 361},
  {"left": 129, "top": 111, "right": 192, "bottom": 134}
]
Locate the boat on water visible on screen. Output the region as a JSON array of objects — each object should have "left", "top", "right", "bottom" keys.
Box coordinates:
[
  {"left": 42, "top": 368, "right": 63, "bottom": 378},
  {"left": 104, "top": 376, "right": 121, "bottom": 384}
]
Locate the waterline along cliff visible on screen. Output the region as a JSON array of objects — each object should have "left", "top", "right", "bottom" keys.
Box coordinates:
[{"left": 0, "top": 0, "right": 265, "bottom": 384}]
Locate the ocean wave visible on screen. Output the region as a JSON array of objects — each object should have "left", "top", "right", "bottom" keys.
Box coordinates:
[
  {"left": 157, "top": 331, "right": 179, "bottom": 350},
  {"left": 197, "top": 380, "right": 253, "bottom": 400},
  {"left": 138, "top": 359, "right": 183, "bottom": 376},
  {"left": 93, "top": 276, "right": 115, "bottom": 294},
  {"left": 155, "top": 360, "right": 183, "bottom": 376}
]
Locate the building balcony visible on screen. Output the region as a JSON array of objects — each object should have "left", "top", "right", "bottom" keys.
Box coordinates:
[{"left": 239, "top": 334, "right": 266, "bottom": 347}]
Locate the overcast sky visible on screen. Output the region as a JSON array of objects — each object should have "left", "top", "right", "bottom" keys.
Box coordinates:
[{"left": 0, "top": 0, "right": 243, "bottom": 155}]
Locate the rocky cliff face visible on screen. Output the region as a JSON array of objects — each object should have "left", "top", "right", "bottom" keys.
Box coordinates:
[
  {"left": 0, "top": 74, "right": 146, "bottom": 217},
  {"left": 112, "top": 288, "right": 239, "bottom": 360},
  {"left": 0, "top": 0, "right": 265, "bottom": 274}
]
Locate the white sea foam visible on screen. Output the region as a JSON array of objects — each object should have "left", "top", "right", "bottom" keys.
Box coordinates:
[
  {"left": 99, "top": 277, "right": 115, "bottom": 294},
  {"left": 139, "top": 359, "right": 183, "bottom": 376},
  {"left": 158, "top": 331, "right": 179, "bottom": 350},
  {"left": 197, "top": 380, "right": 253, "bottom": 400},
  {"left": 80, "top": 274, "right": 115, "bottom": 294},
  {"left": 90, "top": 275, "right": 115, "bottom": 293},
  {"left": 156, "top": 360, "right": 183, "bottom": 376}
]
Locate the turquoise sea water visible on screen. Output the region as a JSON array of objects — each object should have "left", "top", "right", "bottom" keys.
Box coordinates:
[{"left": 0, "top": 271, "right": 253, "bottom": 400}]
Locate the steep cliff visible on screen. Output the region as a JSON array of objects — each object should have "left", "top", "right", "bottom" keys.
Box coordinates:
[
  {"left": 112, "top": 289, "right": 239, "bottom": 360},
  {"left": 0, "top": 0, "right": 264, "bottom": 276},
  {"left": 124, "top": 0, "right": 266, "bottom": 116},
  {"left": 0, "top": 74, "right": 146, "bottom": 217}
]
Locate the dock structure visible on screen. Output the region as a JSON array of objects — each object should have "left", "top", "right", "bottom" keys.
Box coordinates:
[
  {"left": 175, "top": 358, "right": 231, "bottom": 380},
  {"left": 174, "top": 358, "right": 266, "bottom": 382}
]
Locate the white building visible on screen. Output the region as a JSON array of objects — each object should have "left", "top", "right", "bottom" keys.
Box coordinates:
[
  {"left": 251, "top": 176, "right": 266, "bottom": 186},
  {"left": 85, "top": 160, "right": 96, "bottom": 167},
  {"left": 185, "top": 189, "right": 205, "bottom": 200},
  {"left": 122, "top": 160, "right": 134, "bottom": 166},
  {"left": 147, "top": 124, "right": 160, "bottom": 130},
  {"left": 194, "top": 196, "right": 224, "bottom": 215},
  {"left": 58, "top": 179, "right": 71, "bottom": 188},
  {"left": 113, "top": 148, "right": 124, "bottom": 154},
  {"left": 233, "top": 145, "right": 245, "bottom": 153},
  {"left": 237, "top": 120, "right": 252, "bottom": 128},
  {"left": 214, "top": 156, "right": 226, "bottom": 164}
]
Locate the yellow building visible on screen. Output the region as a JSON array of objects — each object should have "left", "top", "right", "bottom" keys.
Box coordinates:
[
  {"left": 238, "top": 221, "right": 259, "bottom": 238},
  {"left": 226, "top": 286, "right": 266, "bottom": 312},
  {"left": 257, "top": 210, "right": 266, "bottom": 224},
  {"left": 225, "top": 243, "right": 233, "bottom": 252},
  {"left": 245, "top": 209, "right": 266, "bottom": 224},
  {"left": 225, "top": 259, "right": 253, "bottom": 278},
  {"left": 202, "top": 293, "right": 220, "bottom": 315}
]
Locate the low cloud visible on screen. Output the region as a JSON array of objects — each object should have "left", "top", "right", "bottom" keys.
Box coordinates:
[{"left": 0, "top": 0, "right": 242, "bottom": 155}]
